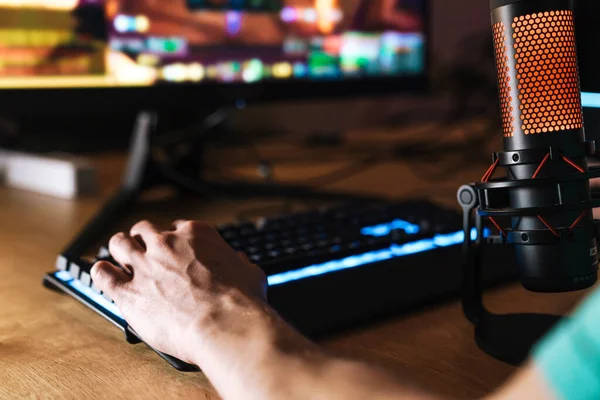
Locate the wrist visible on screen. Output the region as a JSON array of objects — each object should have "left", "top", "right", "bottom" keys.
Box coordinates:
[{"left": 187, "top": 289, "right": 324, "bottom": 397}]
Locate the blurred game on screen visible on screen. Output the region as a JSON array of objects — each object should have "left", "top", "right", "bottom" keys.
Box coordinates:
[{"left": 0, "top": 0, "right": 426, "bottom": 86}]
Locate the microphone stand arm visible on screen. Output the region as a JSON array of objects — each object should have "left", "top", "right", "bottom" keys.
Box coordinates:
[
  {"left": 457, "top": 184, "right": 562, "bottom": 366},
  {"left": 458, "top": 185, "right": 487, "bottom": 324}
]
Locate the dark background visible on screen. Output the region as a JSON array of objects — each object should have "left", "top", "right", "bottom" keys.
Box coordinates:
[{"left": 2, "top": 0, "right": 599, "bottom": 151}]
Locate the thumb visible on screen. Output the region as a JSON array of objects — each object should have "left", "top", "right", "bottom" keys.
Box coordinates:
[{"left": 91, "top": 261, "right": 130, "bottom": 301}]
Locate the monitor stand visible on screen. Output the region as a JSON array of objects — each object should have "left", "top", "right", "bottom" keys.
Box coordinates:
[{"left": 62, "top": 110, "right": 382, "bottom": 258}]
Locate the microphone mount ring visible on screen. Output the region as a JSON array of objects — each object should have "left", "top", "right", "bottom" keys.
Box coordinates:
[
  {"left": 475, "top": 165, "right": 600, "bottom": 191},
  {"left": 476, "top": 199, "right": 600, "bottom": 218},
  {"left": 494, "top": 140, "right": 597, "bottom": 167},
  {"left": 505, "top": 222, "right": 600, "bottom": 245}
]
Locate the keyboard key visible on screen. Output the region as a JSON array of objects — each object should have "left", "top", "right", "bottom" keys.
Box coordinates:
[
  {"left": 301, "top": 243, "right": 314, "bottom": 251},
  {"left": 69, "top": 263, "right": 81, "bottom": 280},
  {"left": 249, "top": 254, "right": 263, "bottom": 263},
  {"left": 220, "top": 230, "right": 238, "bottom": 240},
  {"left": 91, "top": 283, "right": 102, "bottom": 295},
  {"left": 229, "top": 240, "right": 243, "bottom": 250},
  {"left": 284, "top": 247, "right": 297, "bottom": 255},
  {"left": 80, "top": 271, "right": 92, "bottom": 287},
  {"left": 239, "top": 223, "right": 257, "bottom": 236},
  {"left": 316, "top": 240, "right": 329, "bottom": 249},
  {"left": 98, "top": 247, "right": 110, "bottom": 258},
  {"left": 245, "top": 246, "right": 260, "bottom": 254},
  {"left": 56, "top": 255, "right": 68, "bottom": 271}
]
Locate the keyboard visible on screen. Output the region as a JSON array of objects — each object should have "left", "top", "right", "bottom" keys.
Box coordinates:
[{"left": 44, "top": 200, "right": 517, "bottom": 371}]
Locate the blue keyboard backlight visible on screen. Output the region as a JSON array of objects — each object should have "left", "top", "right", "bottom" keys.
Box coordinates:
[
  {"left": 55, "top": 270, "right": 124, "bottom": 319},
  {"left": 267, "top": 228, "right": 489, "bottom": 286},
  {"left": 582, "top": 92, "right": 600, "bottom": 109},
  {"left": 360, "top": 219, "right": 420, "bottom": 237}
]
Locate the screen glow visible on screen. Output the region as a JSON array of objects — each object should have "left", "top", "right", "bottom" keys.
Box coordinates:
[
  {"left": 0, "top": 0, "right": 78, "bottom": 10},
  {"left": 0, "top": 0, "right": 426, "bottom": 88}
]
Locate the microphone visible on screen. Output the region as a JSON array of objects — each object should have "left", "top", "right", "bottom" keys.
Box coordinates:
[
  {"left": 485, "top": 0, "right": 599, "bottom": 292},
  {"left": 454, "top": 0, "right": 600, "bottom": 366}
]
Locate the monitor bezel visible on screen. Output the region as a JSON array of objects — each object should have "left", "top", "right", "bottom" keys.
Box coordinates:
[{"left": 0, "top": 0, "right": 431, "bottom": 116}]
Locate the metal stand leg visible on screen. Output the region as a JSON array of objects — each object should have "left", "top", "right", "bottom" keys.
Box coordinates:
[{"left": 457, "top": 185, "right": 562, "bottom": 366}]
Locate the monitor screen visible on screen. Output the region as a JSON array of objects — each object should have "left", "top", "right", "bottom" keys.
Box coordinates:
[
  {"left": 575, "top": 0, "right": 600, "bottom": 139},
  {"left": 0, "top": 0, "right": 427, "bottom": 89}
]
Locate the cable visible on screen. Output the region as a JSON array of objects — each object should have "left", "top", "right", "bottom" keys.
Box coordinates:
[
  {"left": 153, "top": 160, "right": 224, "bottom": 197},
  {"left": 200, "top": 125, "right": 495, "bottom": 187},
  {"left": 203, "top": 155, "right": 381, "bottom": 188},
  {"left": 295, "top": 156, "right": 381, "bottom": 187},
  {"left": 147, "top": 99, "right": 498, "bottom": 200},
  {"left": 153, "top": 108, "right": 231, "bottom": 148}
]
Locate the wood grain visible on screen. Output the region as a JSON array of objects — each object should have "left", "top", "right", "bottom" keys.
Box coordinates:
[{"left": 0, "top": 133, "right": 595, "bottom": 399}]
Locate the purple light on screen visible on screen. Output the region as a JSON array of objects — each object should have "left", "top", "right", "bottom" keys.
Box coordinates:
[
  {"left": 226, "top": 11, "right": 242, "bottom": 36},
  {"left": 280, "top": 7, "right": 297, "bottom": 23},
  {"left": 78, "top": 0, "right": 104, "bottom": 5}
]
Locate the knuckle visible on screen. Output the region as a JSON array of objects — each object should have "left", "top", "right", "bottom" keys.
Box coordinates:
[
  {"left": 109, "top": 232, "right": 127, "bottom": 247},
  {"left": 179, "top": 220, "right": 196, "bottom": 230},
  {"left": 133, "top": 219, "right": 152, "bottom": 230},
  {"left": 142, "top": 233, "right": 162, "bottom": 251},
  {"left": 92, "top": 262, "right": 126, "bottom": 298},
  {"left": 92, "top": 261, "right": 112, "bottom": 284},
  {"left": 154, "top": 234, "right": 169, "bottom": 246},
  {"left": 93, "top": 260, "right": 111, "bottom": 271}
]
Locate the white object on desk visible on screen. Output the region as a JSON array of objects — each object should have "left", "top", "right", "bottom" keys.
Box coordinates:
[
  {"left": 0, "top": 149, "right": 7, "bottom": 184},
  {"left": 5, "top": 151, "right": 98, "bottom": 199}
]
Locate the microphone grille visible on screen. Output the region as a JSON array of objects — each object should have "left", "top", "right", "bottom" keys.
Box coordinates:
[
  {"left": 493, "top": 22, "right": 514, "bottom": 138},
  {"left": 493, "top": 10, "right": 583, "bottom": 138}
]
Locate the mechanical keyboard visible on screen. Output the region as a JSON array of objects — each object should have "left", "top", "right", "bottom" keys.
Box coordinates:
[{"left": 44, "top": 200, "right": 517, "bottom": 371}]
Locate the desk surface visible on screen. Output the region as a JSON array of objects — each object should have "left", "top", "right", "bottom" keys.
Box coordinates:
[{"left": 0, "top": 132, "right": 594, "bottom": 399}]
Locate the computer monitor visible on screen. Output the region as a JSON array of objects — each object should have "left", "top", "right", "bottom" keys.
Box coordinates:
[
  {"left": 0, "top": 0, "right": 429, "bottom": 115},
  {"left": 575, "top": 0, "right": 600, "bottom": 141}
]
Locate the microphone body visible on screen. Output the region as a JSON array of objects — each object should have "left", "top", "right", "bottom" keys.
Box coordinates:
[{"left": 490, "top": 0, "right": 598, "bottom": 292}]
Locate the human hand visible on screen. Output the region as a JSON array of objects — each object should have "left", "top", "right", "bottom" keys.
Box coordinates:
[
  {"left": 90, "top": 220, "right": 267, "bottom": 365},
  {"left": 87, "top": 221, "right": 474, "bottom": 400}
]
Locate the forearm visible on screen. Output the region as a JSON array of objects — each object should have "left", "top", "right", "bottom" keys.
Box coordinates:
[
  {"left": 485, "top": 363, "right": 556, "bottom": 400},
  {"left": 188, "top": 291, "right": 443, "bottom": 400}
]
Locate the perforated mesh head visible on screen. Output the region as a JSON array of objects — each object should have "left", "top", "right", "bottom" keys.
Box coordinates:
[
  {"left": 492, "top": 10, "right": 583, "bottom": 137},
  {"left": 493, "top": 22, "right": 514, "bottom": 138}
]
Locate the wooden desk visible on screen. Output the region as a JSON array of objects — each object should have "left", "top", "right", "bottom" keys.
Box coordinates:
[{"left": 0, "top": 142, "right": 593, "bottom": 399}]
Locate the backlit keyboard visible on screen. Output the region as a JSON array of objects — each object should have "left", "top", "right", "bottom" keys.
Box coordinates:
[{"left": 45, "top": 200, "right": 516, "bottom": 371}]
